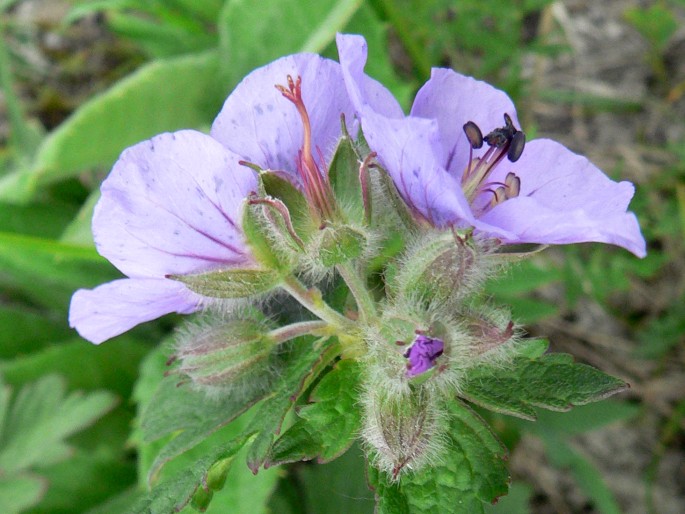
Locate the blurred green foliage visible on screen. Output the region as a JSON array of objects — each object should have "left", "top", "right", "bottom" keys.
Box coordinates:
[{"left": 0, "top": 0, "right": 681, "bottom": 512}]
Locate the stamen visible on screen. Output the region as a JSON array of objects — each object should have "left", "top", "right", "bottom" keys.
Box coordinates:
[
  {"left": 507, "top": 131, "right": 526, "bottom": 162},
  {"left": 463, "top": 121, "right": 483, "bottom": 149},
  {"left": 504, "top": 172, "right": 520, "bottom": 197}
]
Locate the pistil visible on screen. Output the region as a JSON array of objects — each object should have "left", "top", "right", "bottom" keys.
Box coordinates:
[{"left": 276, "top": 75, "right": 338, "bottom": 223}]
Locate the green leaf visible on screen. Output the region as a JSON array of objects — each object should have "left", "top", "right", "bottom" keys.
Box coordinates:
[
  {"left": 460, "top": 352, "right": 628, "bottom": 421},
  {"left": 185, "top": 444, "right": 280, "bottom": 514},
  {"left": 539, "top": 432, "right": 622, "bottom": 514},
  {"left": 242, "top": 200, "right": 295, "bottom": 270},
  {"left": 126, "top": 435, "right": 251, "bottom": 514},
  {"left": 139, "top": 375, "right": 265, "bottom": 483},
  {"left": 31, "top": 451, "right": 135, "bottom": 513},
  {"left": 318, "top": 224, "right": 365, "bottom": 267},
  {"left": 60, "top": 189, "right": 100, "bottom": 246},
  {"left": 260, "top": 171, "right": 315, "bottom": 243},
  {"left": 267, "top": 360, "right": 362, "bottom": 466},
  {"left": 0, "top": 232, "right": 117, "bottom": 310},
  {"left": 0, "top": 475, "right": 47, "bottom": 514},
  {"left": 170, "top": 266, "right": 284, "bottom": 299},
  {"left": 0, "top": 306, "right": 72, "bottom": 358},
  {"left": 0, "top": 375, "right": 117, "bottom": 473},
  {"left": 329, "top": 132, "right": 364, "bottom": 224},
  {"left": 0, "top": 337, "right": 147, "bottom": 398},
  {"left": 0, "top": 200, "right": 77, "bottom": 238},
  {"left": 486, "top": 482, "right": 533, "bottom": 513},
  {"left": 243, "top": 338, "right": 339, "bottom": 472},
  {"left": 531, "top": 401, "right": 640, "bottom": 436},
  {"left": 624, "top": 4, "right": 678, "bottom": 52},
  {"left": 219, "top": 0, "right": 362, "bottom": 81},
  {"left": 294, "top": 444, "right": 375, "bottom": 514},
  {"left": 0, "top": 51, "right": 223, "bottom": 202},
  {"left": 106, "top": 11, "right": 217, "bottom": 58},
  {"left": 369, "top": 401, "right": 509, "bottom": 514}
]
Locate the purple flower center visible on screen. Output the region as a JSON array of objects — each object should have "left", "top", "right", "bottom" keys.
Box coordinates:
[
  {"left": 403, "top": 334, "right": 444, "bottom": 377},
  {"left": 275, "top": 75, "right": 338, "bottom": 224},
  {"left": 461, "top": 113, "right": 526, "bottom": 214}
]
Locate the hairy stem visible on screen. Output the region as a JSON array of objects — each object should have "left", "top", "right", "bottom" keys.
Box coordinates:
[
  {"left": 281, "top": 274, "right": 354, "bottom": 331},
  {"left": 336, "top": 261, "right": 377, "bottom": 323},
  {"left": 267, "top": 320, "right": 331, "bottom": 344}
]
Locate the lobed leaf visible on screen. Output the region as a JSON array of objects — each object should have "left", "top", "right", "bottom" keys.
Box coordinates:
[
  {"left": 244, "top": 338, "right": 340, "bottom": 472},
  {"left": 460, "top": 351, "right": 628, "bottom": 421},
  {"left": 0, "top": 375, "right": 117, "bottom": 473},
  {"left": 266, "top": 359, "right": 362, "bottom": 467}
]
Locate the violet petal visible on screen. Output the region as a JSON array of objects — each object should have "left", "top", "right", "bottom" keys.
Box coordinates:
[
  {"left": 358, "top": 107, "right": 476, "bottom": 228},
  {"left": 69, "top": 278, "right": 203, "bottom": 344},
  {"left": 211, "top": 53, "right": 356, "bottom": 174},
  {"left": 479, "top": 139, "right": 647, "bottom": 257},
  {"left": 93, "top": 130, "right": 256, "bottom": 279},
  {"left": 410, "top": 69, "right": 519, "bottom": 177},
  {"left": 336, "top": 33, "right": 405, "bottom": 118}
]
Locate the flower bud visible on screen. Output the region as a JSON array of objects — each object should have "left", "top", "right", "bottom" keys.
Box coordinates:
[
  {"left": 316, "top": 223, "right": 366, "bottom": 267},
  {"left": 175, "top": 316, "right": 275, "bottom": 392},
  {"left": 388, "top": 232, "right": 485, "bottom": 307},
  {"left": 463, "top": 304, "right": 517, "bottom": 357},
  {"left": 362, "top": 386, "right": 446, "bottom": 480}
]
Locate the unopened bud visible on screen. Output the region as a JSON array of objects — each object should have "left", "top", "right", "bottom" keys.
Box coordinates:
[
  {"left": 362, "top": 387, "right": 445, "bottom": 480},
  {"left": 464, "top": 306, "right": 517, "bottom": 356},
  {"left": 389, "top": 232, "right": 484, "bottom": 306},
  {"left": 316, "top": 224, "right": 366, "bottom": 267},
  {"left": 175, "top": 317, "right": 274, "bottom": 390}
]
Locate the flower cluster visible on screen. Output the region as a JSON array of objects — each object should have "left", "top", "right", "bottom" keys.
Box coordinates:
[{"left": 69, "top": 34, "right": 645, "bottom": 478}]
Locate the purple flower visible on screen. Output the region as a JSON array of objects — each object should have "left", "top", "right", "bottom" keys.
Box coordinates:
[
  {"left": 404, "top": 334, "right": 444, "bottom": 377},
  {"left": 336, "top": 34, "right": 646, "bottom": 257},
  {"left": 69, "top": 131, "right": 257, "bottom": 344},
  {"left": 70, "top": 51, "right": 366, "bottom": 344}
]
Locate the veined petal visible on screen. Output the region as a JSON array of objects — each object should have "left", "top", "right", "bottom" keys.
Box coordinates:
[
  {"left": 360, "top": 107, "right": 475, "bottom": 228},
  {"left": 69, "top": 278, "right": 203, "bottom": 344},
  {"left": 410, "top": 69, "right": 519, "bottom": 177},
  {"left": 94, "top": 130, "right": 256, "bottom": 278},
  {"left": 479, "top": 139, "right": 647, "bottom": 257},
  {"left": 336, "top": 33, "right": 404, "bottom": 118},
  {"left": 211, "top": 53, "right": 355, "bottom": 174}
]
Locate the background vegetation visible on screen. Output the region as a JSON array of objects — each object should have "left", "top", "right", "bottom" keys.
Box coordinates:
[{"left": 0, "top": 0, "right": 683, "bottom": 512}]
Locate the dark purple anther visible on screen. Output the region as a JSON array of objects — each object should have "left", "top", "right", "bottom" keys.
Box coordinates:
[
  {"left": 463, "top": 121, "right": 483, "bottom": 149},
  {"left": 403, "top": 334, "right": 444, "bottom": 377},
  {"left": 507, "top": 131, "right": 526, "bottom": 162}
]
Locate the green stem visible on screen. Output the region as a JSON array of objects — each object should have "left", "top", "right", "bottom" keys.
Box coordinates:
[
  {"left": 267, "top": 320, "right": 330, "bottom": 344},
  {"left": 336, "top": 261, "right": 377, "bottom": 323},
  {"left": 281, "top": 275, "right": 354, "bottom": 331}
]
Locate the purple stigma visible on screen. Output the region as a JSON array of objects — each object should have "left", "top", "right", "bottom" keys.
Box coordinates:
[{"left": 403, "top": 334, "right": 444, "bottom": 377}]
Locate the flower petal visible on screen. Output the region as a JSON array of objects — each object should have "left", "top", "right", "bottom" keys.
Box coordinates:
[
  {"left": 410, "top": 69, "right": 519, "bottom": 177},
  {"left": 336, "top": 33, "right": 404, "bottom": 118},
  {"left": 211, "top": 53, "right": 355, "bottom": 174},
  {"left": 360, "top": 108, "right": 475, "bottom": 227},
  {"left": 94, "top": 130, "right": 256, "bottom": 278},
  {"left": 479, "top": 139, "right": 646, "bottom": 256},
  {"left": 69, "top": 278, "right": 203, "bottom": 344}
]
